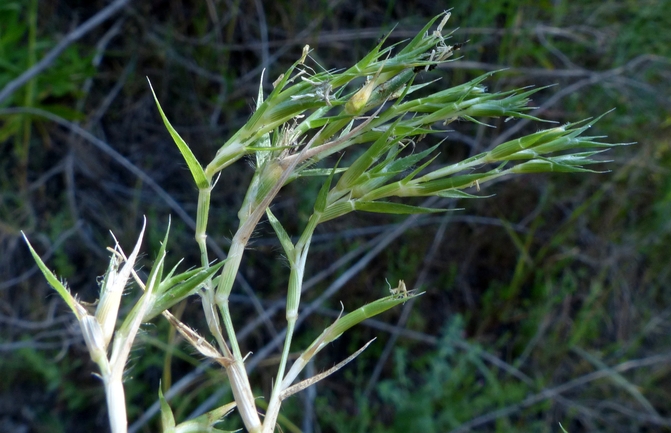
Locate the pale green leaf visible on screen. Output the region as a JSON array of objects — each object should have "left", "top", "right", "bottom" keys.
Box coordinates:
[
  {"left": 295, "top": 167, "right": 348, "bottom": 177},
  {"left": 397, "top": 13, "right": 445, "bottom": 55},
  {"left": 266, "top": 208, "right": 295, "bottom": 258},
  {"left": 323, "top": 292, "right": 424, "bottom": 343},
  {"left": 146, "top": 260, "right": 227, "bottom": 321},
  {"left": 158, "top": 385, "right": 176, "bottom": 433},
  {"left": 354, "top": 201, "right": 446, "bottom": 215},
  {"left": 22, "top": 234, "right": 85, "bottom": 320},
  {"left": 174, "top": 401, "right": 237, "bottom": 433},
  {"left": 147, "top": 78, "right": 209, "bottom": 189},
  {"left": 435, "top": 190, "right": 491, "bottom": 199}
]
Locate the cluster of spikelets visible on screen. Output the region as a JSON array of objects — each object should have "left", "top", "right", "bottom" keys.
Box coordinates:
[{"left": 24, "top": 12, "right": 625, "bottom": 433}]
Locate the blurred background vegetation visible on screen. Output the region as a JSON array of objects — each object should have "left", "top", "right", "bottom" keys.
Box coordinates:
[{"left": 1, "top": 0, "right": 670, "bottom": 432}]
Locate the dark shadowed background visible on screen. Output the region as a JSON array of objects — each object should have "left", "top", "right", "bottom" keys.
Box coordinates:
[{"left": 1, "top": 1, "right": 671, "bottom": 432}]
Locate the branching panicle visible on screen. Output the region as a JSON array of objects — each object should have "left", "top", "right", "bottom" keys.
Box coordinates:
[{"left": 24, "top": 11, "right": 624, "bottom": 433}]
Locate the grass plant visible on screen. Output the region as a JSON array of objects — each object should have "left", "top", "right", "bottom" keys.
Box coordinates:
[{"left": 22, "top": 12, "right": 625, "bottom": 433}]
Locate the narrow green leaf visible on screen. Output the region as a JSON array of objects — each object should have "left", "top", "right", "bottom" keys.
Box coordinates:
[
  {"left": 147, "top": 78, "right": 209, "bottom": 189},
  {"left": 402, "top": 71, "right": 491, "bottom": 109},
  {"left": 117, "top": 247, "right": 165, "bottom": 344},
  {"left": 151, "top": 217, "right": 171, "bottom": 294},
  {"left": 462, "top": 85, "right": 550, "bottom": 121},
  {"left": 397, "top": 13, "right": 445, "bottom": 55},
  {"left": 386, "top": 143, "right": 440, "bottom": 175},
  {"left": 412, "top": 168, "right": 505, "bottom": 197},
  {"left": 161, "top": 261, "right": 225, "bottom": 301},
  {"left": 335, "top": 120, "right": 402, "bottom": 191},
  {"left": 266, "top": 208, "right": 295, "bottom": 258},
  {"left": 330, "top": 30, "right": 389, "bottom": 88},
  {"left": 531, "top": 135, "right": 616, "bottom": 156},
  {"left": 324, "top": 292, "right": 424, "bottom": 343},
  {"left": 295, "top": 168, "right": 348, "bottom": 177},
  {"left": 315, "top": 163, "right": 339, "bottom": 214},
  {"left": 256, "top": 70, "right": 265, "bottom": 110},
  {"left": 157, "top": 262, "right": 204, "bottom": 295},
  {"left": 144, "top": 233, "right": 168, "bottom": 297},
  {"left": 354, "top": 201, "right": 446, "bottom": 215},
  {"left": 510, "top": 157, "right": 604, "bottom": 174},
  {"left": 549, "top": 150, "right": 612, "bottom": 165},
  {"left": 174, "top": 401, "right": 237, "bottom": 433},
  {"left": 488, "top": 126, "right": 567, "bottom": 161},
  {"left": 400, "top": 153, "right": 440, "bottom": 184},
  {"left": 380, "top": 124, "right": 436, "bottom": 138},
  {"left": 22, "top": 234, "right": 85, "bottom": 319},
  {"left": 436, "top": 190, "right": 491, "bottom": 199},
  {"left": 361, "top": 167, "right": 497, "bottom": 201},
  {"left": 246, "top": 144, "right": 293, "bottom": 153},
  {"left": 254, "top": 70, "right": 273, "bottom": 167},
  {"left": 146, "top": 260, "right": 227, "bottom": 321},
  {"left": 158, "top": 385, "right": 176, "bottom": 433},
  {"left": 349, "top": 140, "right": 430, "bottom": 198},
  {"left": 403, "top": 78, "right": 441, "bottom": 97},
  {"left": 338, "top": 119, "right": 354, "bottom": 139},
  {"left": 161, "top": 259, "right": 185, "bottom": 287},
  {"left": 293, "top": 292, "right": 423, "bottom": 373}
]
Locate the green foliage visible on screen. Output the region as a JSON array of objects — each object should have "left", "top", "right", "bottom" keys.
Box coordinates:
[
  {"left": 376, "top": 319, "right": 526, "bottom": 431},
  {"left": 22, "top": 11, "right": 624, "bottom": 432},
  {"left": 0, "top": 0, "right": 92, "bottom": 245},
  {"left": 0, "top": 346, "right": 99, "bottom": 433},
  {"left": 5, "top": 1, "right": 670, "bottom": 432}
]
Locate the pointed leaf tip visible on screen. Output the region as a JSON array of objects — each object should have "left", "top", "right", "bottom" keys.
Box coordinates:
[
  {"left": 22, "top": 233, "right": 86, "bottom": 320},
  {"left": 158, "top": 384, "right": 176, "bottom": 432},
  {"left": 148, "top": 78, "right": 209, "bottom": 189}
]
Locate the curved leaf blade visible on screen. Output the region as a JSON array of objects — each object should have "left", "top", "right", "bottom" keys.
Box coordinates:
[{"left": 148, "top": 78, "right": 209, "bottom": 189}]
